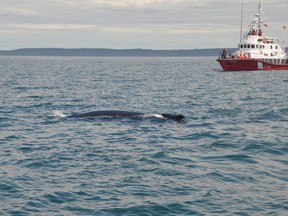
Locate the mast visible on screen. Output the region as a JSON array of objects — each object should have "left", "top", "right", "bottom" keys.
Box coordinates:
[
  {"left": 258, "top": 1, "right": 262, "bottom": 31},
  {"left": 240, "top": 2, "right": 243, "bottom": 43}
]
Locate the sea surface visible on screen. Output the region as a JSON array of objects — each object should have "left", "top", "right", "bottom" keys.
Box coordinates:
[{"left": 0, "top": 56, "right": 287, "bottom": 215}]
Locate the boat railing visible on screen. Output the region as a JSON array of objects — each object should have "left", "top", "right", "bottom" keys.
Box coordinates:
[{"left": 218, "top": 51, "right": 233, "bottom": 59}]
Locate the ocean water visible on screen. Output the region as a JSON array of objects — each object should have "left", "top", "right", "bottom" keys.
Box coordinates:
[{"left": 0, "top": 56, "right": 287, "bottom": 215}]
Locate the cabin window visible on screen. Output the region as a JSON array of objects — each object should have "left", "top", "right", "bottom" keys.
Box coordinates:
[
  {"left": 248, "top": 45, "right": 250, "bottom": 48},
  {"left": 241, "top": 44, "right": 244, "bottom": 48},
  {"left": 276, "top": 46, "right": 278, "bottom": 49},
  {"left": 256, "top": 45, "right": 259, "bottom": 49},
  {"left": 252, "top": 44, "right": 255, "bottom": 48},
  {"left": 270, "top": 45, "right": 273, "bottom": 49},
  {"left": 244, "top": 44, "right": 247, "bottom": 48}
]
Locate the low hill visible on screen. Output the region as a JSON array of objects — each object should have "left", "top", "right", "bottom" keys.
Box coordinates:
[{"left": 0, "top": 48, "right": 236, "bottom": 57}]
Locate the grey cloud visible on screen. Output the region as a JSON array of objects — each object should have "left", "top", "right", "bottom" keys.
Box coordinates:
[{"left": 0, "top": 0, "right": 287, "bottom": 49}]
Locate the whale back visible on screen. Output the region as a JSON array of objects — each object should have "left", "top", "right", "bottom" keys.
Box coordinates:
[
  {"left": 68, "top": 110, "right": 144, "bottom": 118},
  {"left": 68, "top": 110, "right": 184, "bottom": 122}
]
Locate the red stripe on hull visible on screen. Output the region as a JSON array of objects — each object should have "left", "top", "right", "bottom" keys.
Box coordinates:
[{"left": 217, "top": 59, "right": 288, "bottom": 71}]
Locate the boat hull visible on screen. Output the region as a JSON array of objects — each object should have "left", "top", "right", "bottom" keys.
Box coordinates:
[{"left": 217, "top": 59, "right": 288, "bottom": 71}]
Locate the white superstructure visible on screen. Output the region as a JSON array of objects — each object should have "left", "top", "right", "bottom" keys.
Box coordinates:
[{"left": 233, "top": 1, "right": 286, "bottom": 63}]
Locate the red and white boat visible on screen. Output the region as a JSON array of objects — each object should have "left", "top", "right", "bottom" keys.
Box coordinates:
[{"left": 217, "top": 1, "right": 288, "bottom": 71}]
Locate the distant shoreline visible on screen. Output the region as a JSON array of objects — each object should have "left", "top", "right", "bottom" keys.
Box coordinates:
[{"left": 0, "top": 48, "right": 237, "bottom": 57}]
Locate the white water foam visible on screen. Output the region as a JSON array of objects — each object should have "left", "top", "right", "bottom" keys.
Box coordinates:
[
  {"left": 49, "top": 110, "right": 67, "bottom": 118},
  {"left": 152, "top": 114, "right": 165, "bottom": 119}
]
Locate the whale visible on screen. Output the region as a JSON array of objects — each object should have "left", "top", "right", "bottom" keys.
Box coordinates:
[{"left": 67, "top": 110, "right": 184, "bottom": 122}]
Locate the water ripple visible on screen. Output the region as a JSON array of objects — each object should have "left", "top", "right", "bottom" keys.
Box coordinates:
[{"left": 1, "top": 57, "right": 287, "bottom": 215}]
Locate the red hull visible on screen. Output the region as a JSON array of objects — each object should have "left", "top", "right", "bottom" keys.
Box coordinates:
[{"left": 217, "top": 59, "right": 288, "bottom": 71}]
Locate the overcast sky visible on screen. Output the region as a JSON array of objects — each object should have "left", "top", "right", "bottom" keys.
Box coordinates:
[{"left": 0, "top": 0, "right": 288, "bottom": 50}]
